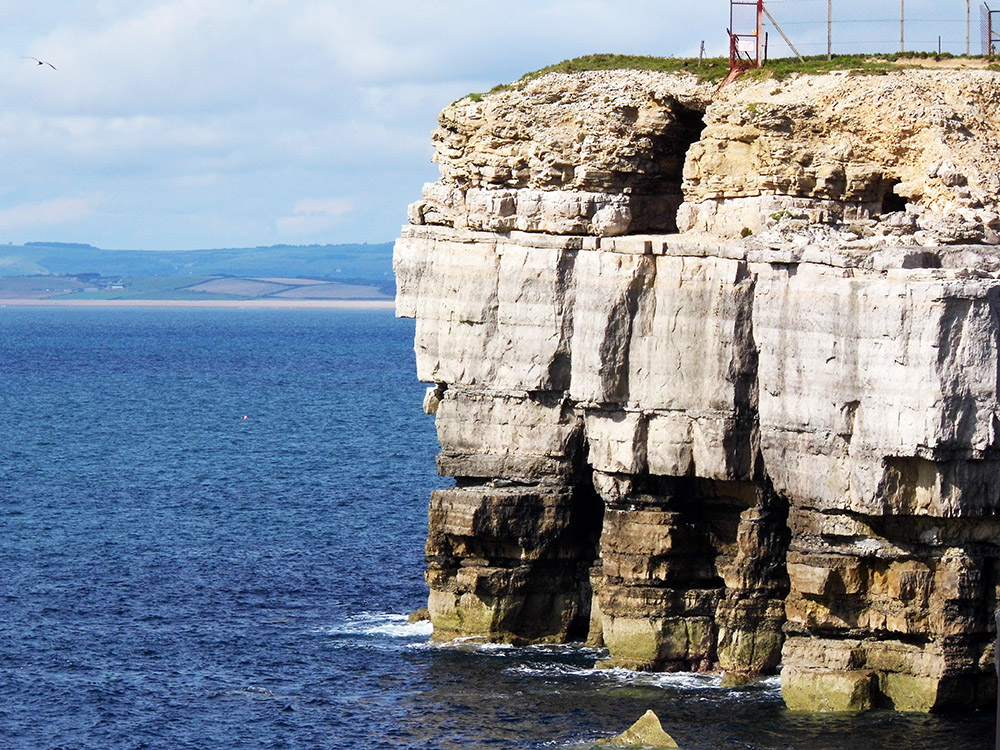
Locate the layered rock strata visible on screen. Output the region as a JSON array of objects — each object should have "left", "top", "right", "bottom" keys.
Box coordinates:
[{"left": 395, "top": 68, "right": 1000, "bottom": 712}]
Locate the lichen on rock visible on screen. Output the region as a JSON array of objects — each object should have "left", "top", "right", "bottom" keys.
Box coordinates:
[{"left": 395, "top": 67, "right": 1000, "bottom": 712}]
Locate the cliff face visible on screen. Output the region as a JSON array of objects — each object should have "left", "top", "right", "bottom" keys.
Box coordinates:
[{"left": 394, "top": 68, "right": 1000, "bottom": 712}]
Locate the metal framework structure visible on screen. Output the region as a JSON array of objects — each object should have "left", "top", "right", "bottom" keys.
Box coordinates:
[
  {"left": 727, "top": 1, "right": 975, "bottom": 65},
  {"left": 729, "top": 0, "right": 764, "bottom": 71},
  {"left": 984, "top": 2, "right": 1000, "bottom": 55}
]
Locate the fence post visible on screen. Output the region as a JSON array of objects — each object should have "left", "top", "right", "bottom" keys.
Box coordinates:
[
  {"left": 827, "top": 0, "right": 833, "bottom": 60},
  {"left": 900, "top": 0, "right": 905, "bottom": 52}
]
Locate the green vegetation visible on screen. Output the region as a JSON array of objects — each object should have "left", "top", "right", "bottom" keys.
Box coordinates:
[
  {"left": 526, "top": 52, "right": 730, "bottom": 81},
  {"left": 55, "top": 288, "right": 244, "bottom": 302},
  {"left": 743, "top": 53, "right": 908, "bottom": 80},
  {"left": 122, "top": 275, "right": 215, "bottom": 291},
  {"left": 456, "top": 54, "right": 729, "bottom": 101},
  {"left": 457, "top": 51, "right": 998, "bottom": 101}
]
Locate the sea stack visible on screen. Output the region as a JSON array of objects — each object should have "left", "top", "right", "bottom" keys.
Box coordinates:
[{"left": 394, "top": 66, "right": 1000, "bottom": 712}]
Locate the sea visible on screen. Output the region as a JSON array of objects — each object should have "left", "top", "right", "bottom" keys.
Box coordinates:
[{"left": 0, "top": 306, "right": 994, "bottom": 749}]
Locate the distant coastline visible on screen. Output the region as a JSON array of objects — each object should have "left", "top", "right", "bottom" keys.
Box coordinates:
[
  {"left": 0, "top": 298, "right": 396, "bottom": 309},
  {"left": 0, "top": 241, "right": 397, "bottom": 306}
]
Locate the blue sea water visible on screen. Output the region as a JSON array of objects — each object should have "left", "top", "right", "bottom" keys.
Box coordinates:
[{"left": 0, "top": 307, "right": 993, "bottom": 749}]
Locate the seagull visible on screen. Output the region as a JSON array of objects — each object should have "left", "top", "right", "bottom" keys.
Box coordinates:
[{"left": 22, "top": 56, "right": 56, "bottom": 70}]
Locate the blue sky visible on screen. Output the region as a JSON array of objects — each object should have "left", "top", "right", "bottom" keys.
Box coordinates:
[{"left": 0, "top": 0, "right": 979, "bottom": 250}]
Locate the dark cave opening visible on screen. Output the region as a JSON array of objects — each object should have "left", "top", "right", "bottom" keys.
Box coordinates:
[
  {"left": 880, "top": 178, "right": 909, "bottom": 214},
  {"left": 628, "top": 101, "right": 708, "bottom": 234}
]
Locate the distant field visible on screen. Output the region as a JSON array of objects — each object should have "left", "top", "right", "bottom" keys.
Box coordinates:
[
  {"left": 184, "top": 278, "right": 291, "bottom": 297},
  {"left": 0, "top": 276, "right": 92, "bottom": 297},
  {"left": 255, "top": 277, "right": 330, "bottom": 286},
  {"left": 271, "top": 283, "right": 390, "bottom": 299},
  {"left": 0, "top": 274, "right": 392, "bottom": 302}
]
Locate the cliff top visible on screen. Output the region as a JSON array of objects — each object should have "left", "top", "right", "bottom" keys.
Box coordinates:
[
  {"left": 422, "top": 61, "right": 1000, "bottom": 257},
  {"left": 467, "top": 52, "right": 1000, "bottom": 100}
]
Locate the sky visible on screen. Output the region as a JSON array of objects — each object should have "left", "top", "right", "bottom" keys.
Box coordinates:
[{"left": 0, "top": 0, "right": 982, "bottom": 250}]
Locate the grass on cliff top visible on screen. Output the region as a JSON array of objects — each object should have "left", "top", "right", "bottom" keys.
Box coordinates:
[{"left": 459, "top": 51, "right": 1000, "bottom": 101}]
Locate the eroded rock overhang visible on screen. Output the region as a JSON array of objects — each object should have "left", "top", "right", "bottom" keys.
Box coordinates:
[{"left": 394, "top": 68, "right": 1000, "bottom": 713}]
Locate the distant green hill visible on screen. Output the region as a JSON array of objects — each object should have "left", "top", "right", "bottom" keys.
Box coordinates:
[
  {"left": 0, "top": 241, "right": 395, "bottom": 292},
  {"left": 0, "top": 272, "right": 394, "bottom": 303}
]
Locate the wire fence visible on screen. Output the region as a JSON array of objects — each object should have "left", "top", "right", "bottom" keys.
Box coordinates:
[
  {"left": 985, "top": 2, "right": 1000, "bottom": 54},
  {"left": 757, "top": 0, "right": 987, "bottom": 57}
]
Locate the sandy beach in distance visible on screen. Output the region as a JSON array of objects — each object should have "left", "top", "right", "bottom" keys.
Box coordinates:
[{"left": 0, "top": 298, "right": 397, "bottom": 310}]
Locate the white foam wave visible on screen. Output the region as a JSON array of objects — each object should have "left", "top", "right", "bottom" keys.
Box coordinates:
[
  {"left": 506, "top": 663, "right": 766, "bottom": 692},
  {"left": 521, "top": 643, "right": 607, "bottom": 658},
  {"left": 432, "top": 636, "right": 515, "bottom": 652},
  {"left": 315, "top": 612, "right": 434, "bottom": 639},
  {"left": 507, "top": 663, "right": 597, "bottom": 678},
  {"left": 367, "top": 617, "right": 434, "bottom": 638},
  {"left": 647, "top": 671, "right": 722, "bottom": 690},
  {"left": 416, "top": 639, "right": 608, "bottom": 660}
]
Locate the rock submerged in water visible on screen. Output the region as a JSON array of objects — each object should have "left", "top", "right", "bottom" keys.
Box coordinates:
[
  {"left": 407, "top": 608, "right": 430, "bottom": 624},
  {"left": 595, "top": 710, "right": 679, "bottom": 748}
]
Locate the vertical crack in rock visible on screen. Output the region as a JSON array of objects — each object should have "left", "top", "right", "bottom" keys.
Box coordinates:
[
  {"left": 717, "top": 266, "right": 791, "bottom": 679},
  {"left": 586, "top": 258, "right": 792, "bottom": 677},
  {"left": 628, "top": 99, "right": 709, "bottom": 233},
  {"left": 596, "top": 256, "right": 651, "bottom": 404},
  {"left": 546, "top": 247, "right": 579, "bottom": 388}
]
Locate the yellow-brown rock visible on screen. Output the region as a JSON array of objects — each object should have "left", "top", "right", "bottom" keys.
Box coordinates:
[{"left": 595, "top": 710, "right": 679, "bottom": 748}]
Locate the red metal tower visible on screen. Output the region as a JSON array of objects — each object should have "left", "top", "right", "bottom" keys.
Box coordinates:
[
  {"left": 729, "top": 0, "right": 764, "bottom": 71},
  {"left": 984, "top": 2, "right": 1000, "bottom": 55}
]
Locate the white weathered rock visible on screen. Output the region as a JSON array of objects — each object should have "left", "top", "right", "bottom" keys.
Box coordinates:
[{"left": 753, "top": 262, "right": 1000, "bottom": 517}]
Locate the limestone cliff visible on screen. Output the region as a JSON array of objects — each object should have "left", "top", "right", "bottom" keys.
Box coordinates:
[{"left": 394, "top": 68, "right": 1000, "bottom": 713}]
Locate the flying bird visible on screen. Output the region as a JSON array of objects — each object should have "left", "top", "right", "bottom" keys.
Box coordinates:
[{"left": 22, "top": 56, "right": 56, "bottom": 70}]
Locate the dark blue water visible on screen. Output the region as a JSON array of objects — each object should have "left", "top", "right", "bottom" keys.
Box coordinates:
[{"left": 0, "top": 308, "right": 993, "bottom": 749}]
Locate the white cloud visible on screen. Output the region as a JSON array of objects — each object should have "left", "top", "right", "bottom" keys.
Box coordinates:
[
  {"left": 276, "top": 197, "right": 355, "bottom": 235},
  {"left": 0, "top": 0, "right": 979, "bottom": 249},
  {"left": 0, "top": 197, "right": 100, "bottom": 230},
  {"left": 291, "top": 198, "right": 354, "bottom": 216}
]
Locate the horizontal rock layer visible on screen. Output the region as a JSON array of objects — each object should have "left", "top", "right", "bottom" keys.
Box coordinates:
[{"left": 395, "top": 68, "right": 1000, "bottom": 712}]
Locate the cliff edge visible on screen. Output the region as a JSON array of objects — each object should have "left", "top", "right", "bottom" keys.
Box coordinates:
[{"left": 394, "top": 67, "right": 1000, "bottom": 712}]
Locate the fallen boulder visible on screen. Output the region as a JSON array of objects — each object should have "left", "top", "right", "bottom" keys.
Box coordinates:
[{"left": 595, "top": 710, "right": 679, "bottom": 748}]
